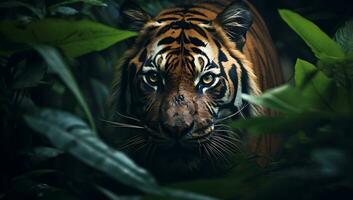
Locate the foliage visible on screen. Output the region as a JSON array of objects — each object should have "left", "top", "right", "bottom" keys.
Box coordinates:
[{"left": 0, "top": 1, "right": 352, "bottom": 200}]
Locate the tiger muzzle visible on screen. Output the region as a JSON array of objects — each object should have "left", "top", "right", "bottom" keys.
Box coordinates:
[{"left": 160, "top": 94, "right": 195, "bottom": 139}]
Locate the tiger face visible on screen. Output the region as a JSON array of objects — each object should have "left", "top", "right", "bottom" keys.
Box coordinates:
[{"left": 109, "top": 1, "right": 261, "bottom": 177}]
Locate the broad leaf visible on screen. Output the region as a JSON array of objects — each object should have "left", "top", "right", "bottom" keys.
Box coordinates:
[
  {"left": 279, "top": 9, "right": 345, "bottom": 60},
  {"left": 23, "top": 109, "right": 159, "bottom": 194},
  {"left": 34, "top": 45, "right": 96, "bottom": 132},
  {"left": 24, "top": 109, "right": 216, "bottom": 200},
  {"left": 295, "top": 59, "right": 350, "bottom": 113},
  {"left": 0, "top": 18, "right": 137, "bottom": 57},
  {"left": 242, "top": 85, "right": 303, "bottom": 113}
]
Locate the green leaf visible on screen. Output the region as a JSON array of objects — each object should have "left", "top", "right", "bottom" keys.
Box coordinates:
[
  {"left": 24, "top": 108, "right": 215, "bottom": 200},
  {"left": 156, "top": 157, "right": 264, "bottom": 200},
  {"left": 90, "top": 78, "right": 109, "bottom": 116},
  {"left": 279, "top": 9, "right": 345, "bottom": 60},
  {"left": 11, "top": 60, "right": 46, "bottom": 89},
  {"left": 0, "top": 18, "right": 137, "bottom": 57},
  {"left": 23, "top": 109, "right": 159, "bottom": 194},
  {"left": 96, "top": 185, "right": 141, "bottom": 200},
  {"left": 229, "top": 114, "right": 324, "bottom": 134},
  {"left": 242, "top": 85, "right": 303, "bottom": 113},
  {"left": 334, "top": 20, "right": 353, "bottom": 54},
  {"left": 49, "top": 0, "right": 107, "bottom": 9},
  {"left": 33, "top": 45, "right": 96, "bottom": 132},
  {"left": 294, "top": 59, "right": 336, "bottom": 111}
]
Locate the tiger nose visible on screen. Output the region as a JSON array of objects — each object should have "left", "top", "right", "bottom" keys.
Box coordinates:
[{"left": 161, "top": 120, "right": 194, "bottom": 139}]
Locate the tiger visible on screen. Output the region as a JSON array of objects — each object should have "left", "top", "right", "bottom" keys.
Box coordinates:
[{"left": 105, "top": 0, "right": 284, "bottom": 180}]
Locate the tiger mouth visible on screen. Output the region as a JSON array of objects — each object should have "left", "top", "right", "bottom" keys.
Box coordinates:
[
  {"left": 190, "top": 125, "right": 214, "bottom": 140},
  {"left": 146, "top": 124, "right": 215, "bottom": 143}
]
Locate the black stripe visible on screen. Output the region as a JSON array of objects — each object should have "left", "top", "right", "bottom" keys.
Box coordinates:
[
  {"left": 158, "top": 37, "right": 175, "bottom": 45},
  {"left": 186, "top": 18, "right": 210, "bottom": 24},
  {"left": 189, "top": 36, "right": 206, "bottom": 47},
  {"left": 157, "top": 17, "right": 179, "bottom": 22}
]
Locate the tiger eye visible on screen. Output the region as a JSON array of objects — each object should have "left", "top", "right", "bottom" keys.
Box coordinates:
[
  {"left": 201, "top": 73, "right": 215, "bottom": 86},
  {"left": 146, "top": 71, "right": 159, "bottom": 85}
]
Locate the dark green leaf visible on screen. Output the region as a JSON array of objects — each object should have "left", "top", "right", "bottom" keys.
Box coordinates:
[
  {"left": 0, "top": 18, "right": 137, "bottom": 57},
  {"left": 33, "top": 45, "right": 96, "bottom": 132},
  {"left": 23, "top": 108, "right": 159, "bottom": 194},
  {"left": 90, "top": 78, "right": 109, "bottom": 116},
  {"left": 49, "top": 0, "right": 107, "bottom": 9},
  {"left": 279, "top": 9, "right": 345, "bottom": 60},
  {"left": 11, "top": 61, "right": 46, "bottom": 89},
  {"left": 23, "top": 108, "right": 214, "bottom": 200},
  {"left": 96, "top": 185, "right": 141, "bottom": 200}
]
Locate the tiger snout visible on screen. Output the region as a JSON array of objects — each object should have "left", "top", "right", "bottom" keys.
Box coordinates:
[{"left": 159, "top": 92, "right": 213, "bottom": 140}]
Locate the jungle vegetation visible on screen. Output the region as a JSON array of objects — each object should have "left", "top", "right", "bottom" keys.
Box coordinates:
[{"left": 0, "top": 0, "right": 352, "bottom": 199}]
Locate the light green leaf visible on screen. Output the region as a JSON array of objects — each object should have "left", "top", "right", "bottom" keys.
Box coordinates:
[
  {"left": 33, "top": 45, "right": 96, "bottom": 132},
  {"left": 0, "top": 18, "right": 137, "bottom": 57},
  {"left": 295, "top": 59, "right": 336, "bottom": 111},
  {"left": 279, "top": 9, "right": 345, "bottom": 60},
  {"left": 242, "top": 85, "right": 302, "bottom": 113}
]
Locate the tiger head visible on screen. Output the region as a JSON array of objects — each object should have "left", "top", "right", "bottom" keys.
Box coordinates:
[{"left": 109, "top": 1, "right": 261, "bottom": 177}]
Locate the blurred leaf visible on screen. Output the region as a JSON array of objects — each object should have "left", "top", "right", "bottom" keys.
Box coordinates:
[
  {"left": 311, "top": 149, "right": 347, "bottom": 177},
  {"left": 7, "top": 177, "right": 78, "bottom": 200},
  {"left": 23, "top": 108, "right": 214, "bottom": 200},
  {"left": 34, "top": 45, "right": 96, "bottom": 132},
  {"left": 23, "top": 108, "right": 159, "bottom": 194},
  {"left": 242, "top": 85, "right": 303, "bottom": 113},
  {"left": 156, "top": 157, "right": 264, "bottom": 200},
  {"left": 23, "top": 147, "right": 63, "bottom": 166},
  {"left": 96, "top": 185, "right": 141, "bottom": 200},
  {"left": 0, "top": 18, "right": 137, "bottom": 57},
  {"left": 0, "top": 1, "right": 44, "bottom": 18},
  {"left": 49, "top": 0, "right": 107, "bottom": 9},
  {"left": 334, "top": 20, "right": 353, "bottom": 54},
  {"left": 50, "top": 6, "right": 79, "bottom": 16},
  {"left": 230, "top": 114, "right": 322, "bottom": 134},
  {"left": 279, "top": 9, "right": 345, "bottom": 61},
  {"left": 11, "top": 61, "right": 46, "bottom": 89},
  {"left": 90, "top": 78, "right": 109, "bottom": 116}
]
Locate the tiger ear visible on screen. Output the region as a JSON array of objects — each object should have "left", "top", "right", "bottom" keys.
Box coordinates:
[
  {"left": 120, "top": 1, "right": 151, "bottom": 31},
  {"left": 216, "top": 2, "right": 252, "bottom": 49}
]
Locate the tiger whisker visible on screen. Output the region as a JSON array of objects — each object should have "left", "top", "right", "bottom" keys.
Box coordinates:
[
  {"left": 208, "top": 138, "right": 229, "bottom": 164},
  {"left": 215, "top": 103, "right": 249, "bottom": 123},
  {"left": 214, "top": 131, "right": 242, "bottom": 143},
  {"left": 212, "top": 134, "right": 241, "bottom": 153},
  {"left": 118, "top": 135, "right": 146, "bottom": 150},
  {"left": 101, "top": 119, "right": 145, "bottom": 129},
  {"left": 212, "top": 137, "right": 237, "bottom": 156},
  {"left": 115, "top": 111, "right": 141, "bottom": 122}
]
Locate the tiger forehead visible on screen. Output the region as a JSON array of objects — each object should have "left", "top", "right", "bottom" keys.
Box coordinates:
[{"left": 155, "top": 5, "right": 219, "bottom": 23}]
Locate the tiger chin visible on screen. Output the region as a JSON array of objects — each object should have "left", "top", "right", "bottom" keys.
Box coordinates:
[{"left": 104, "top": 0, "right": 284, "bottom": 181}]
